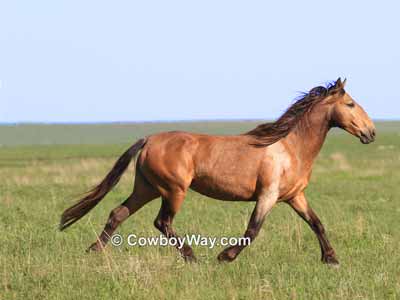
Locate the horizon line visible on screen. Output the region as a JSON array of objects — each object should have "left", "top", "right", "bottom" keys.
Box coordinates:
[{"left": 1, "top": 117, "right": 400, "bottom": 126}]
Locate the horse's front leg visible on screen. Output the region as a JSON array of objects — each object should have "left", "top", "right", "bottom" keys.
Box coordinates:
[
  {"left": 287, "top": 192, "right": 339, "bottom": 265},
  {"left": 217, "top": 190, "right": 278, "bottom": 262}
]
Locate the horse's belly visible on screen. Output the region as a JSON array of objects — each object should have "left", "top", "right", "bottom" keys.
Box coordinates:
[{"left": 190, "top": 174, "right": 256, "bottom": 201}]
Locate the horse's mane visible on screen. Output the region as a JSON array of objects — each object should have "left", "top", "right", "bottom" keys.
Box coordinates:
[{"left": 245, "top": 79, "right": 345, "bottom": 147}]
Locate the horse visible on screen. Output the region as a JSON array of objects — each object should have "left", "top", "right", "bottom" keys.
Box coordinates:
[{"left": 60, "top": 78, "right": 375, "bottom": 265}]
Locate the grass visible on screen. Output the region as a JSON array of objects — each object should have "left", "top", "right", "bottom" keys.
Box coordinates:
[{"left": 0, "top": 122, "right": 399, "bottom": 299}]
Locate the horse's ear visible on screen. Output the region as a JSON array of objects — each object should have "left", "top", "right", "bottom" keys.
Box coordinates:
[
  {"left": 342, "top": 78, "right": 347, "bottom": 87},
  {"left": 335, "top": 77, "right": 343, "bottom": 88}
]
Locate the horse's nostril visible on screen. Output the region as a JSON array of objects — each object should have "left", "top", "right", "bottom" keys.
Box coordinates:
[{"left": 361, "top": 129, "right": 376, "bottom": 143}]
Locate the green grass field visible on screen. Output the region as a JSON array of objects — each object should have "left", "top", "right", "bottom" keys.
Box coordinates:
[{"left": 1, "top": 122, "right": 399, "bottom": 299}]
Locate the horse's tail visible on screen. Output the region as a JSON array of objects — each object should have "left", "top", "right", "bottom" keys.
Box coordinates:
[{"left": 59, "top": 138, "right": 147, "bottom": 231}]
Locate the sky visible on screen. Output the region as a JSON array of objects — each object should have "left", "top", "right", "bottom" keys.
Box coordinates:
[{"left": 0, "top": 0, "right": 399, "bottom": 123}]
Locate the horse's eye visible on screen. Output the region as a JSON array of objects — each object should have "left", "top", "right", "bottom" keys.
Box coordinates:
[{"left": 346, "top": 102, "right": 355, "bottom": 108}]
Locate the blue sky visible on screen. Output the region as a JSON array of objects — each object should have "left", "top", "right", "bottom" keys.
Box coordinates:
[{"left": 1, "top": 0, "right": 399, "bottom": 123}]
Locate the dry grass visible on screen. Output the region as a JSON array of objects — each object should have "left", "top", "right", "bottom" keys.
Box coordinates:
[{"left": 330, "top": 152, "right": 351, "bottom": 171}]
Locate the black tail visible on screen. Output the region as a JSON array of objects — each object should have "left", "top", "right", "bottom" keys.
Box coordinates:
[{"left": 60, "top": 138, "right": 147, "bottom": 231}]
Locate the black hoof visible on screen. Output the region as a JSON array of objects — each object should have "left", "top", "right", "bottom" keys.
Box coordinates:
[
  {"left": 322, "top": 255, "right": 340, "bottom": 266},
  {"left": 217, "top": 249, "right": 237, "bottom": 263},
  {"left": 86, "top": 242, "right": 104, "bottom": 253},
  {"left": 183, "top": 254, "right": 197, "bottom": 263}
]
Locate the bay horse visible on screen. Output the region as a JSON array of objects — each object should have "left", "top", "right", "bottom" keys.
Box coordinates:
[{"left": 60, "top": 78, "right": 375, "bottom": 265}]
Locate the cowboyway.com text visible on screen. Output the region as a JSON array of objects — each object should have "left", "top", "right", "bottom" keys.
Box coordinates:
[{"left": 110, "top": 233, "right": 251, "bottom": 249}]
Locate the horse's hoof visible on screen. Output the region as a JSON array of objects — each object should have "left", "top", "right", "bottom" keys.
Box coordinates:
[
  {"left": 86, "top": 243, "right": 103, "bottom": 253},
  {"left": 217, "top": 250, "right": 237, "bottom": 263},
  {"left": 322, "top": 255, "right": 340, "bottom": 266},
  {"left": 183, "top": 254, "right": 197, "bottom": 263}
]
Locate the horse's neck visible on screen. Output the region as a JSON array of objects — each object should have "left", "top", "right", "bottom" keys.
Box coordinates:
[{"left": 287, "top": 110, "right": 330, "bottom": 168}]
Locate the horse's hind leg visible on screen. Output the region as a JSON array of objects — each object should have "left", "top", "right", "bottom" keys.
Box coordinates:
[
  {"left": 153, "top": 192, "right": 196, "bottom": 262},
  {"left": 88, "top": 171, "right": 160, "bottom": 252}
]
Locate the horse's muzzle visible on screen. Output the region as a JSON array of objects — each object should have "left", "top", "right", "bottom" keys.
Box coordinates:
[{"left": 359, "top": 128, "right": 376, "bottom": 144}]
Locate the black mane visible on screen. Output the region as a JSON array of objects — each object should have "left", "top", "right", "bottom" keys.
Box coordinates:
[{"left": 245, "top": 79, "right": 346, "bottom": 147}]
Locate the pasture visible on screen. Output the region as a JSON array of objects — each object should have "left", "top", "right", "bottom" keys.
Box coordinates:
[{"left": 0, "top": 122, "right": 399, "bottom": 299}]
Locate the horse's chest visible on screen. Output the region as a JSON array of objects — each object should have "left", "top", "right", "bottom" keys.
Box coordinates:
[{"left": 278, "top": 167, "right": 312, "bottom": 200}]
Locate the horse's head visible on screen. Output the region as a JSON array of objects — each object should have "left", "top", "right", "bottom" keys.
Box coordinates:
[{"left": 328, "top": 78, "right": 376, "bottom": 144}]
